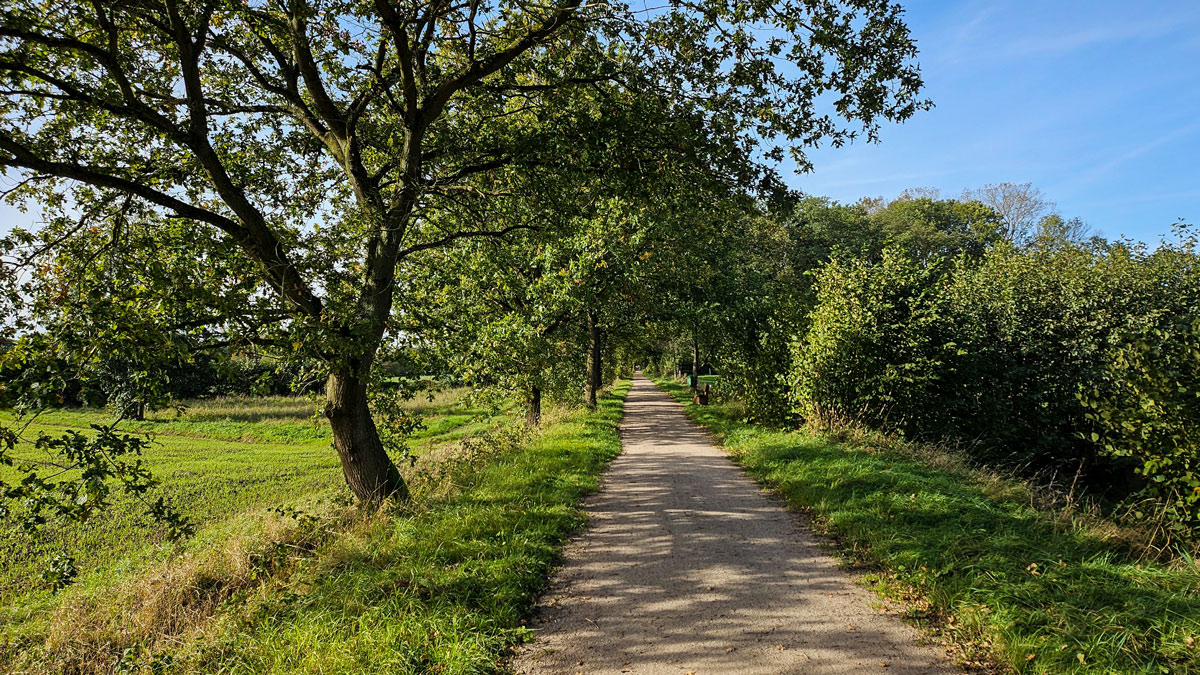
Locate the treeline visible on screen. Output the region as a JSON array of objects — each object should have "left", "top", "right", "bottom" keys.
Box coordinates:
[
  {"left": 0, "top": 341, "right": 339, "bottom": 422},
  {"left": 657, "top": 187, "right": 1200, "bottom": 536}
]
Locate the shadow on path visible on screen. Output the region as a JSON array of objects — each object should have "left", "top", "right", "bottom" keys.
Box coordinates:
[{"left": 513, "top": 375, "right": 956, "bottom": 674}]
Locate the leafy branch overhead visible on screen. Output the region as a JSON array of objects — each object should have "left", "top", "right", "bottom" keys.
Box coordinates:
[
  {"left": 0, "top": 0, "right": 928, "bottom": 504},
  {"left": 0, "top": 416, "right": 193, "bottom": 591}
]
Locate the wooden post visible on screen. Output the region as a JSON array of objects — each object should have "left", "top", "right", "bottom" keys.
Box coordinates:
[{"left": 691, "top": 337, "right": 700, "bottom": 389}]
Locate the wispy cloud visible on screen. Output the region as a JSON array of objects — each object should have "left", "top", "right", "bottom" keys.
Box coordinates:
[
  {"left": 1073, "top": 122, "right": 1200, "bottom": 187},
  {"left": 1002, "top": 14, "right": 1196, "bottom": 59},
  {"left": 932, "top": 5, "right": 1200, "bottom": 67},
  {"left": 1077, "top": 188, "right": 1200, "bottom": 210},
  {"left": 928, "top": 6, "right": 1000, "bottom": 66}
]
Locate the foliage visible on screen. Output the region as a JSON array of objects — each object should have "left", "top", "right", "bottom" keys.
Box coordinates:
[
  {"left": 407, "top": 116, "right": 730, "bottom": 412},
  {"left": 685, "top": 194, "right": 1004, "bottom": 426},
  {"left": 657, "top": 376, "right": 1200, "bottom": 674},
  {"left": 1081, "top": 317, "right": 1200, "bottom": 530},
  {"left": 790, "top": 249, "right": 947, "bottom": 431},
  {"left": 0, "top": 421, "right": 193, "bottom": 540},
  {"left": 871, "top": 196, "right": 1004, "bottom": 260},
  {"left": 656, "top": 202, "right": 807, "bottom": 425},
  {"left": 789, "top": 227, "right": 1200, "bottom": 533}
]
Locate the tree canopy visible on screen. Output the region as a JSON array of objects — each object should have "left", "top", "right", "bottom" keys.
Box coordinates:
[{"left": 1, "top": 0, "right": 928, "bottom": 503}]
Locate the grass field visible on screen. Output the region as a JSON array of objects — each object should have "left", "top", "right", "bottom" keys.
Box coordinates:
[
  {"left": 0, "top": 382, "right": 630, "bottom": 673},
  {"left": 656, "top": 376, "right": 1200, "bottom": 674},
  {"left": 0, "top": 390, "right": 488, "bottom": 608}
]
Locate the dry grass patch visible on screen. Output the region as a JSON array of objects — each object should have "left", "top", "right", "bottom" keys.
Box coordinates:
[{"left": 16, "top": 501, "right": 358, "bottom": 674}]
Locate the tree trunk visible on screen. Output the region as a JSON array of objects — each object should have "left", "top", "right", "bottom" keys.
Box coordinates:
[
  {"left": 526, "top": 385, "right": 542, "bottom": 426},
  {"left": 691, "top": 337, "right": 700, "bottom": 389},
  {"left": 585, "top": 310, "right": 602, "bottom": 408},
  {"left": 325, "top": 371, "right": 409, "bottom": 502},
  {"left": 121, "top": 400, "right": 146, "bottom": 421}
]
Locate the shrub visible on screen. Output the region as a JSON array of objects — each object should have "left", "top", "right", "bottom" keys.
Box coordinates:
[
  {"left": 1081, "top": 318, "right": 1200, "bottom": 530},
  {"left": 790, "top": 249, "right": 950, "bottom": 432},
  {"left": 791, "top": 231, "right": 1200, "bottom": 531}
]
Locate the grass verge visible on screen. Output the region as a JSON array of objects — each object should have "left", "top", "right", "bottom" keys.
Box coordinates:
[
  {"left": 654, "top": 376, "right": 1200, "bottom": 674},
  {"left": 0, "top": 388, "right": 495, "bottom": 612},
  {"left": 2, "top": 382, "right": 629, "bottom": 674}
]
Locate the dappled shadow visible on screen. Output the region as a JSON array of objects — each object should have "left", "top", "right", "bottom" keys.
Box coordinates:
[{"left": 514, "top": 376, "right": 955, "bottom": 674}]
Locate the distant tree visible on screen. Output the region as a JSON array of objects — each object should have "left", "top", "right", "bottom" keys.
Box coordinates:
[
  {"left": 793, "top": 197, "right": 881, "bottom": 264},
  {"left": 1032, "top": 214, "right": 1097, "bottom": 245},
  {"left": 961, "top": 182, "right": 1055, "bottom": 244},
  {"left": 857, "top": 195, "right": 889, "bottom": 216},
  {"left": 872, "top": 197, "right": 1004, "bottom": 260},
  {"left": 896, "top": 186, "right": 943, "bottom": 202}
]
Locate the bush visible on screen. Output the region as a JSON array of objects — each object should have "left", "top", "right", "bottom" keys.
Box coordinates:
[
  {"left": 1081, "top": 317, "right": 1200, "bottom": 530},
  {"left": 790, "top": 250, "right": 948, "bottom": 432},
  {"left": 791, "top": 233, "right": 1200, "bottom": 530}
]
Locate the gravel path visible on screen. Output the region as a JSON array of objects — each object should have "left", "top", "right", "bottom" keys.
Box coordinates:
[{"left": 513, "top": 374, "right": 956, "bottom": 675}]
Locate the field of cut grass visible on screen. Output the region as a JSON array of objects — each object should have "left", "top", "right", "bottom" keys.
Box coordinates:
[
  {"left": 656, "top": 376, "right": 1200, "bottom": 674},
  {"left": 0, "top": 390, "right": 488, "bottom": 608},
  {"left": 0, "top": 383, "right": 629, "bottom": 673}
]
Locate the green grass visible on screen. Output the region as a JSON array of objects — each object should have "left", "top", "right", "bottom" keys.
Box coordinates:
[
  {"left": 185, "top": 382, "right": 631, "bottom": 673},
  {"left": 0, "top": 383, "right": 629, "bottom": 674},
  {"left": 0, "top": 390, "right": 489, "bottom": 609},
  {"left": 655, "top": 376, "right": 1200, "bottom": 674}
]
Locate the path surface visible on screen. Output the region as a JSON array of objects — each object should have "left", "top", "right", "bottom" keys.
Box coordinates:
[{"left": 513, "top": 375, "right": 956, "bottom": 674}]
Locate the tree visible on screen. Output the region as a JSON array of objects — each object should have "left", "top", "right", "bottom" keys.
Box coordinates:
[
  {"left": 873, "top": 196, "right": 1003, "bottom": 260},
  {"left": 960, "top": 182, "right": 1054, "bottom": 245},
  {"left": 1032, "top": 214, "right": 1097, "bottom": 245},
  {"left": 1, "top": 0, "right": 928, "bottom": 503},
  {"left": 404, "top": 81, "right": 751, "bottom": 419}
]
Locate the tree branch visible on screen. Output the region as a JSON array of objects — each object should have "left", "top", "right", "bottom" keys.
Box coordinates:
[
  {"left": 0, "top": 134, "right": 246, "bottom": 238},
  {"left": 398, "top": 223, "right": 539, "bottom": 258},
  {"left": 421, "top": 0, "right": 586, "bottom": 126}
]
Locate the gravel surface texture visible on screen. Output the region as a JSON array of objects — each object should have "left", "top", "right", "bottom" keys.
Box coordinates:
[{"left": 513, "top": 374, "right": 957, "bottom": 674}]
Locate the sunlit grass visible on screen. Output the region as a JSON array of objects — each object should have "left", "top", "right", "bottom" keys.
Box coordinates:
[
  {"left": 0, "top": 388, "right": 477, "bottom": 617},
  {"left": 186, "top": 382, "right": 631, "bottom": 674},
  {"left": 655, "top": 376, "right": 1200, "bottom": 674},
  {"left": 0, "top": 383, "right": 630, "bottom": 673}
]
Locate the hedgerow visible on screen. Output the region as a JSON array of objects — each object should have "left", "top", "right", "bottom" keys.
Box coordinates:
[{"left": 790, "top": 228, "right": 1200, "bottom": 533}]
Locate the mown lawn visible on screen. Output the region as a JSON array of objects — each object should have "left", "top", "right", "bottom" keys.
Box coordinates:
[
  {"left": 656, "top": 376, "right": 1200, "bottom": 674},
  {"left": 1, "top": 383, "right": 629, "bottom": 673}
]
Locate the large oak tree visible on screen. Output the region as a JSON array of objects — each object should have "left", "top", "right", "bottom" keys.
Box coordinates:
[{"left": 0, "top": 0, "right": 928, "bottom": 502}]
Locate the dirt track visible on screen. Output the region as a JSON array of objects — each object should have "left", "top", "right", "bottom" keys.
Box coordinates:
[{"left": 513, "top": 374, "right": 956, "bottom": 674}]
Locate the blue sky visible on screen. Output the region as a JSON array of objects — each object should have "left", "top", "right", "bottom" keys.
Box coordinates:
[
  {"left": 787, "top": 1, "right": 1200, "bottom": 244},
  {"left": 3, "top": 2, "right": 1198, "bottom": 244}
]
